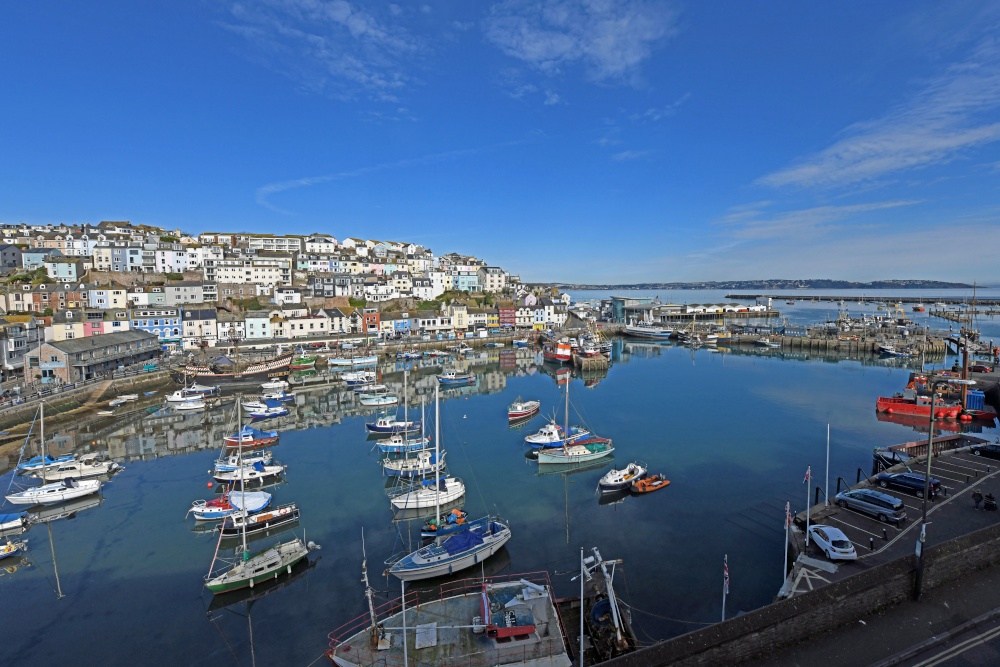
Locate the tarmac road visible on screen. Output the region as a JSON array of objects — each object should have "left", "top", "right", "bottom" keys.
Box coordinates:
[{"left": 743, "top": 562, "right": 1000, "bottom": 667}]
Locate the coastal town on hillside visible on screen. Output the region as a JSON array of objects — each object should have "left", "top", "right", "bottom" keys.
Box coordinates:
[{"left": 0, "top": 220, "right": 581, "bottom": 384}]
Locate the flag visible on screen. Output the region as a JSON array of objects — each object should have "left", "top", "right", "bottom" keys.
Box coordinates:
[
  {"left": 723, "top": 555, "right": 730, "bottom": 595},
  {"left": 785, "top": 501, "right": 792, "bottom": 528},
  {"left": 803, "top": 466, "right": 811, "bottom": 484}
]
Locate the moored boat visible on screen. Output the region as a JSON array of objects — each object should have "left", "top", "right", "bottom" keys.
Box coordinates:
[
  {"left": 437, "top": 369, "right": 476, "bottom": 385},
  {"left": 631, "top": 474, "right": 670, "bottom": 493},
  {"left": 388, "top": 516, "right": 511, "bottom": 581},
  {"left": 205, "top": 538, "right": 316, "bottom": 594},
  {"left": 224, "top": 425, "right": 280, "bottom": 450},
  {"left": 598, "top": 462, "right": 647, "bottom": 492},
  {"left": 876, "top": 393, "right": 962, "bottom": 419},
  {"left": 217, "top": 503, "right": 300, "bottom": 537},
  {"left": 5, "top": 477, "right": 102, "bottom": 506},
  {"left": 524, "top": 419, "right": 590, "bottom": 448},
  {"left": 186, "top": 490, "right": 272, "bottom": 521},
  {"left": 174, "top": 352, "right": 293, "bottom": 386},
  {"left": 622, "top": 321, "right": 673, "bottom": 340},
  {"left": 326, "top": 570, "right": 572, "bottom": 667},
  {"left": 542, "top": 340, "right": 573, "bottom": 363},
  {"left": 508, "top": 397, "right": 541, "bottom": 422}
]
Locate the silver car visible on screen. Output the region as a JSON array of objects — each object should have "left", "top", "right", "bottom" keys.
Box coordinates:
[{"left": 834, "top": 488, "right": 907, "bottom": 524}]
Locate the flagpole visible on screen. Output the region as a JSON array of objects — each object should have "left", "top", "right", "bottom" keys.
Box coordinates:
[
  {"left": 721, "top": 554, "right": 728, "bottom": 622},
  {"left": 804, "top": 466, "right": 812, "bottom": 546},
  {"left": 783, "top": 502, "right": 790, "bottom": 581},
  {"left": 825, "top": 424, "right": 830, "bottom": 507}
]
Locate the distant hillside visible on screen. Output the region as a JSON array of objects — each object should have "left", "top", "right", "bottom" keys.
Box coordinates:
[{"left": 553, "top": 279, "right": 972, "bottom": 290}]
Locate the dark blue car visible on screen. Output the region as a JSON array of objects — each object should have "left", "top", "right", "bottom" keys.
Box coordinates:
[{"left": 876, "top": 471, "right": 942, "bottom": 499}]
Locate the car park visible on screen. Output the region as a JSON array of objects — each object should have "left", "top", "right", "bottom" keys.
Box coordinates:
[
  {"left": 834, "top": 488, "right": 907, "bottom": 524},
  {"left": 969, "top": 363, "right": 993, "bottom": 373},
  {"left": 875, "top": 471, "right": 941, "bottom": 498},
  {"left": 970, "top": 442, "right": 1000, "bottom": 460},
  {"left": 808, "top": 525, "right": 858, "bottom": 561}
]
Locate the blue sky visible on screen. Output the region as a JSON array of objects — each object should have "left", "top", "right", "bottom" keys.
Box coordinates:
[{"left": 2, "top": 1, "right": 1000, "bottom": 284}]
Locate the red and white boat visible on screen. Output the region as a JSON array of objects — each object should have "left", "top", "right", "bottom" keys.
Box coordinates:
[
  {"left": 223, "top": 425, "right": 280, "bottom": 450},
  {"left": 507, "top": 398, "right": 540, "bottom": 422},
  {"left": 542, "top": 340, "right": 572, "bottom": 364},
  {"left": 875, "top": 393, "right": 962, "bottom": 419}
]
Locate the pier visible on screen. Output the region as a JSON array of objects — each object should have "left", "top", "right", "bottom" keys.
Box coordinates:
[{"left": 726, "top": 293, "right": 1000, "bottom": 307}]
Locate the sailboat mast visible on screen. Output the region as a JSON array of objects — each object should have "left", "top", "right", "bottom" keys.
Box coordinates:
[
  {"left": 238, "top": 399, "right": 248, "bottom": 558},
  {"left": 562, "top": 375, "right": 570, "bottom": 454},
  {"left": 39, "top": 400, "right": 46, "bottom": 483},
  {"left": 434, "top": 383, "right": 441, "bottom": 531}
]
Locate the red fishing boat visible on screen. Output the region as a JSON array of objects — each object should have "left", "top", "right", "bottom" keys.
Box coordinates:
[
  {"left": 542, "top": 341, "right": 572, "bottom": 364},
  {"left": 223, "top": 425, "right": 280, "bottom": 450},
  {"left": 507, "top": 398, "right": 540, "bottom": 422},
  {"left": 875, "top": 393, "right": 962, "bottom": 419}
]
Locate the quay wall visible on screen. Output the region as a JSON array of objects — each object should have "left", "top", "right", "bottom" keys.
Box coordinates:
[{"left": 602, "top": 522, "right": 1000, "bottom": 667}]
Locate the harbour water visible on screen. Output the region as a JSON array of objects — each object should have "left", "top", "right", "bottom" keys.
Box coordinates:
[{"left": 1, "top": 289, "right": 999, "bottom": 665}]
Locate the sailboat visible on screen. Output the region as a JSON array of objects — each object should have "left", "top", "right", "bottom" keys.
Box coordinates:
[
  {"left": 388, "top": 384, "right": 510, "bottom": 581},
  {"left": 204, "top": 401, "right": 318, "bottom": 594},
  {"left": 5, "top": 403, "right": 102, "bottom": 506},
  {"left": 381, "top": 372, "right": 442, "bottom": 477},
  {"left": 388, "top": 385, "right": 466, "bottom": 511},
  {"left": 537, "top": 376, "right": 614, "bottom": 465}
]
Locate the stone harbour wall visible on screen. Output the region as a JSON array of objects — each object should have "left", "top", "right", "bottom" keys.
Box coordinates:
[{"left": 604, "top": 522, "right": 1000, "bottom": 667}]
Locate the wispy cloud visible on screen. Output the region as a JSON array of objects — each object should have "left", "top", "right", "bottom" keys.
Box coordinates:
[
  {"left": 483, "top": 0, "right": 678, "bottom": 84},
  {"left": 716, "top": 200, "right": 920, "bottom": 240},
  {"left": 758, "top": 33, "right": 1000, "bottom": 189},
  {"left": 611, "top": 149, "right": 649, "bottom": 162},
  {"left": 217, "top": 0, "right": 426, "bottom": 102},
  {"left": 632, "top": 92, "right": 691, "bottom": 122}
]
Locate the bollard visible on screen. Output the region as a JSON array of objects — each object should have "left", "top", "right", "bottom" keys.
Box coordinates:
[
  {"left": 869, "top": 537, "right": 875, "bottom": 551},
  {"left": 883, "top": 529, "right": 888, "bottom": 541}
]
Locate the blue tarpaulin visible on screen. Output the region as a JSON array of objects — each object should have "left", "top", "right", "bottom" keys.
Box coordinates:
[{"left": 444, "top": 529, "right": 484, "bottom": 555}]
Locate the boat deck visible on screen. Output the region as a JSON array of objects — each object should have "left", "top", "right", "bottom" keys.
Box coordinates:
[{"left": 329, "top": 577, "right": 572, "bottom": 667}]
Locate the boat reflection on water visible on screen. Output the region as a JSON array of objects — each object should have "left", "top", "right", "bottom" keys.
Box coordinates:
[
  {"left": 27, "top": 494, "right": 104, "bottom": 525},
  {"left": 0, "top": 554, "right": 31, "bottom": 578},
  {"left": 597, "top": 488, "right": 630, "bottom": 507},
  {"left": 874, "top": 410, "right": 980, "bottom": 435}
]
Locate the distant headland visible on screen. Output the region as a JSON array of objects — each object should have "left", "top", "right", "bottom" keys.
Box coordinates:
[{"left": 553, "top": 279, "right": 973, "bottom": 291}]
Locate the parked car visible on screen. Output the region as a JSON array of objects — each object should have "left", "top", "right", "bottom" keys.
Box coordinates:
[
  {"left": 834, "top": 488, "right": 907, "bottom": 524},
  {"left": 808, "top": 525, "right": 858, "bottom": 561},
  {"left": 875, "top": 471, "right": 941, "bottom": 498},
  {"left": 969, "top": 363, "right": 993, "bottom": 373},
  {"left": 970, "top": 442, "right": 1000, "bottom": 460}
]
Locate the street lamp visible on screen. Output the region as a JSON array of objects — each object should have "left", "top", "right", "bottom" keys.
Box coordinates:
[{"left": 913, "top": 377, "right": 976, "bottom": 600}]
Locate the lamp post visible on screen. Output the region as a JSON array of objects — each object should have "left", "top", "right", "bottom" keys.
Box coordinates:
[{"left": 914, "top": 378, "right": 975, "bottom": 600}]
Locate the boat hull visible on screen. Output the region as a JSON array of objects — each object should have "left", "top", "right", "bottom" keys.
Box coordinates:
[
  {"left": 537, "top": 439, "right": 615, "bottom": 465},
  {"left": 205, "top": 539, "right": 310, "bottom": 594},
  {"left": 390, "top": 519, "right": 511, "bottom": 581},
  {"left": 876, "top": 396, "right": 961, "bottom": 419},
  {"left": 173, "top": 353, "right": 292, "bottom": 386}
]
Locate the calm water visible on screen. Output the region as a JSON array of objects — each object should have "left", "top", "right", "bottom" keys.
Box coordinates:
[{"left": 2, "top": 289, "right": 1000, "bottom": 666}]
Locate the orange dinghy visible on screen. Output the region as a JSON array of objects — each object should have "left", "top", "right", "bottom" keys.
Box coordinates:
[{"left": 630, "top": 475, "right": 670, "bottom": 494}]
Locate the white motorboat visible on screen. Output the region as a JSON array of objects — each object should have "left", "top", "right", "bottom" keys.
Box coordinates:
[
  {"left": 260, "top": 379, "right": 290, "bottom": 391},
  {"left": 27, "top": 454, "right": 122, "bottom": 481},
  {"left": 598, "top": 462, "right": 647, "bottom": 492}
]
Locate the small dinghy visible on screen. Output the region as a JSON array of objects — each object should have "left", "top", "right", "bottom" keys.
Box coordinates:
[{"left": 630, "top": 474, "right": 670, "bottom": 494}]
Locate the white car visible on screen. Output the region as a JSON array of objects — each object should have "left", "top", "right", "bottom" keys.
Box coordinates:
[{"left": 808, "top": 525, "right": 858, "bottom": 561}]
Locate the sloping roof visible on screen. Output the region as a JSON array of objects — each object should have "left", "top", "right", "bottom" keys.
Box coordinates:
[{"left": 45, "top": 329, "right": 157, "bottom": 353}]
